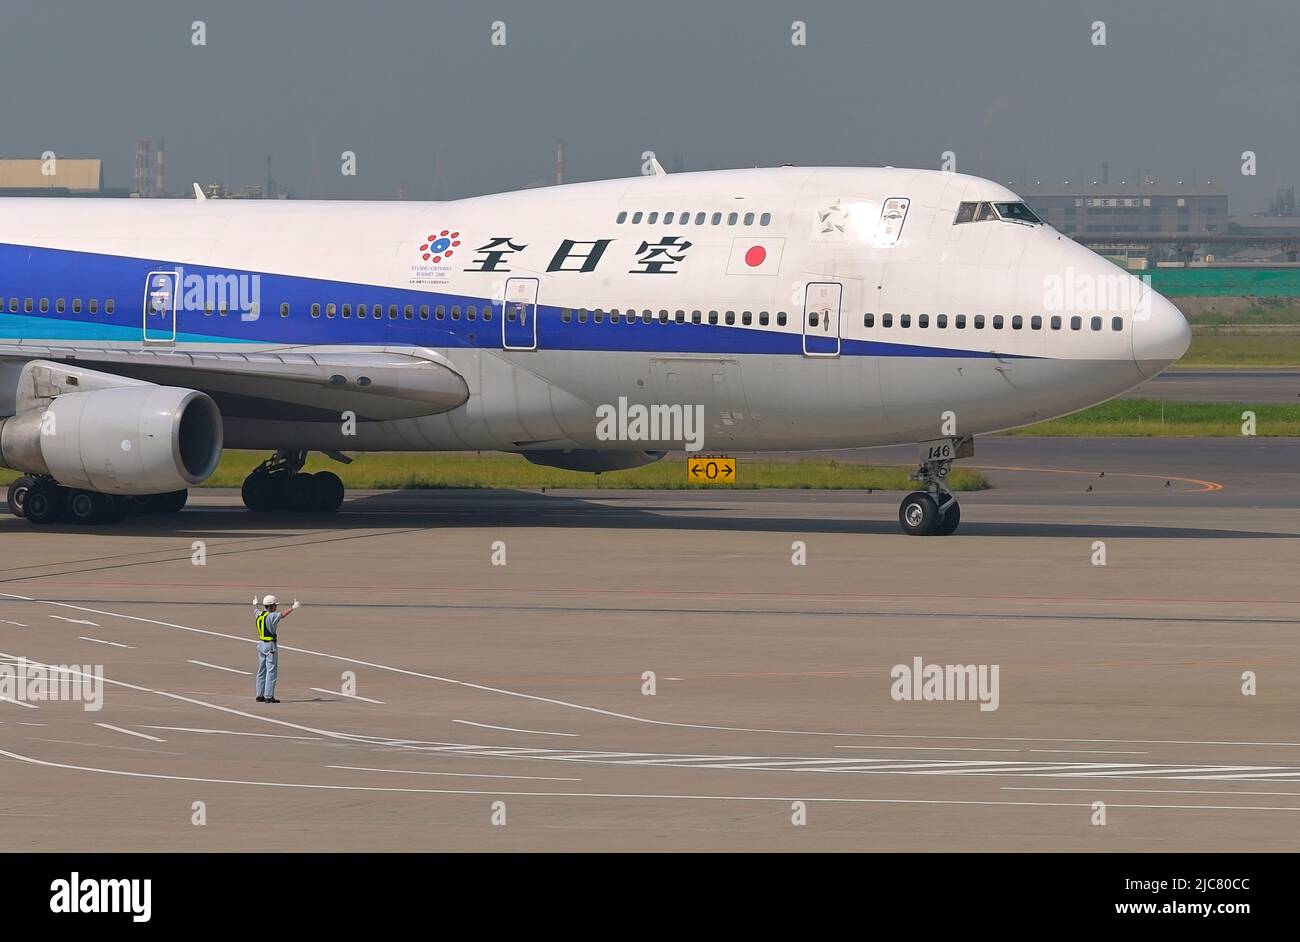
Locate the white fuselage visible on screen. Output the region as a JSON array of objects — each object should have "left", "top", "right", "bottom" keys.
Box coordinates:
[{"left": 0, "top": 167, "right": 1190, "bottom": 456}]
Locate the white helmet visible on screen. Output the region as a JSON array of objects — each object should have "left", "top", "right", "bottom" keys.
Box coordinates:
[{"left": 262, "top": 594, "right": 278, "bottom": 607}]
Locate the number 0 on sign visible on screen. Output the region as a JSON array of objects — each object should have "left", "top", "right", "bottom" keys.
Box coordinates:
[{"left": 688, "top": 456, "right": 737, "bottom": 484}]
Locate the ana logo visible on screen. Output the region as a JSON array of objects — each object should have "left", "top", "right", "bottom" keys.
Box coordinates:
[{"left": 419, "top": 229, "right": 461, "bottom": 263}]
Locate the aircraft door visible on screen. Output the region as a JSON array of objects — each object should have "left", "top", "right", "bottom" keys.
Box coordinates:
[
  {"left": 802, "top": 281, "right": 842, "bottom": 357},
  {"left": 143, "top": 270, "right": 178, "bottom": 345},
  {"left": 502, "top": 277, "right": 539, "bottom": 351}
]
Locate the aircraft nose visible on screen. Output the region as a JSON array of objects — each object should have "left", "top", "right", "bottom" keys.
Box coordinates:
[{"left": 1132, "top": 290, "right": 1191, "bottom": 377}]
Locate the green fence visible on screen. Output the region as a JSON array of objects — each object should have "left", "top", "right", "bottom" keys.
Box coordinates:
[{"left": 1146, "top": 268, "right": 1300, "bottom": 297}]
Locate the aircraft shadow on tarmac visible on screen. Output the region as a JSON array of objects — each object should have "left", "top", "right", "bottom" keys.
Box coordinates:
[{"left": 2, "top": 488, "right": 1291, "bottom": 541}]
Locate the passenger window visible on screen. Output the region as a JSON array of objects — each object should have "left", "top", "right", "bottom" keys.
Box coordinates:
[
  {"left": 760, "top": 212, "right": 771, "bottom": 226},
  {"left": 326, "top": 303, "right": 336, "bottom": 319},
  {"left": 106, "top": 300, "right": 115, "bottom": 314},
  {"left": 452, "top": 305, "right": 461, "bottom": 320},
  {"left": 1051, "top": 315, "right": 1062, "bottom": 330},
  {"left": 420, "top": 304, "right": 430, "bottom": 320},
  {"left": 675, "top": 310, "right": 685, "bottom": 323},
  {"left": 918, "top": 314, "right": 929, "bottom": 328},
  {"left": 648, "top": 212, "right": 658, "bottom": 224},
  {"left": 691, "top": 311, "right": 702, "bottom": 324},
  {"left": 711, "top": 212, "right": 721, "bottom": 225},
  {"left": 809, "top": 312, "right": 820, "bottom": 327},
  {"left": 594, "top": 310, "right": 604, "bottom": 324},
  {"left": 562, "top": 308, "right": 572, "bottom": 323},
  {"left": 741, "top": 311, "right": 751, "bottom": 325},
  {"left": 743, "top": 212, "right": 754, "bottom": 225},
  {"left": 956, "top": 314, "right": 967, "bottom": 329},
  {"left": 1111, "top": 316, "right": 1123, "bottom": 331},
  {"left": 482, "top": 306, "right": 492, "bottom": 322},
  {"left": 708, "top": 311, "right": 718, "bottom": 324},
  {"left": 632, "top": 212, "right": 643, "bottom": 224},
  {"left": 311, "top": 303, "right": 321, "bottom": 318},
  {"left": 992, "top": 315, "right": 1003, "bottom": 329},
  {"left": 1070, "top": 315, "right": 1082, "bottom": 330},
  {"left": 1031, "top": 315, "right": 1042, "bottom": 330},
  {"left": 659, "top": 310, "right": 670, "bottom": 324},
  {"left": 578, "top": 310, "right": 588, "bottom": 323},
  {"left": 900, "top": 314, "right": 911, "bottom": 328},
  {"left": 864, "top": 313, "right": 874, "bottom": 328},
  {"left": 88, "top": 299, "right": 98, "bottom": 314},
  {"left": 937, "top": 314, "right": 948, "bottom": 328},
  {"left": 280, "top": 302, "right": 290, "bottom": 318},
  {"left": 616, "top": 211, "right": 627, "bottom": 224},
  {"left": 727, "top": 212, "right": 738, "bottom": 225},
  {"left": 1090, "top": 315, "right": 1102, "bottom": 331},
  {"left": 342, "top": 304, "right": 352, "bottom": 318},
  {"left": 695, "top": 212, "right": 706, "bottom": 225},
  {"left": 405, "top": 304, "right": 415, "bottom": 320},
  {"left": 24, "top": 299, "right": 33, "bottom": 313},
  {"left": 664, "top": 212, "right": 674, "bottom": 224},
  {"left": 388, "top": 305, "right": 398, "bottom": 320},
  {"left": 466, "top": 306, "right": 476, "bottom": 321},
  {"left": 777, "top": 312, "right": 787, "bottom": 326},
  {"left": 56, "top": 299, "right": 65, "bottom": 314},
  {"left": 642, "top": 309, "right": 652, "bottom": 324},
  {"left": 435, "top": 305, "right": 445, "bottom": 320},
  {"left": 974, "top": 314, "right": 986, "bottom": 329},
  {"left": 72, "top": 299, "right": 82, "bottom": 314},
  {"left": 610, "top": 311, "right": 621, "bottom": 324},
  {"left": 724, "top": 311, "right": 735, "bottom": 325},
  {"left": 40, "top": 299, "right": 49, "bottom": 313},
  {"left": 1012, "top": 315, "right": 1022, "bottom": 330},
  {"left": 882, "top": 313, "right": 893, "bottom": 328}
]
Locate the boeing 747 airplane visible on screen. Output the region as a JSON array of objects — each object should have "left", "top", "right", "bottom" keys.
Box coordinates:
[{"left": 0, "top": 165, "right": 1190, "bottom": 534}]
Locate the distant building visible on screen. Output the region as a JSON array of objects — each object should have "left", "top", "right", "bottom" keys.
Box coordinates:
[
  {"left": 1015, "top": 181, "right": 1229, "bottom": 238},
  {"left": 0, "top": 157, "right": 103, "bottom": 193}
]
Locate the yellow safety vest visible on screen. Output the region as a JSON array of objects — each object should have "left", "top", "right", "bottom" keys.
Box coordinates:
[{"left": 255, "top": 610, "right": 276, "bottom": 642}]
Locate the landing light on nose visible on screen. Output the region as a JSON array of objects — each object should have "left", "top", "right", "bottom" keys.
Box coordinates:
[{"left": 1132, "top": 291, "right": 1191, "bottom": 376}]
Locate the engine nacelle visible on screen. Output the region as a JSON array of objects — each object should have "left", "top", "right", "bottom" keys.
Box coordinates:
[
  {"left": 0, "top": 385, "right": 223, "bottom": 494},
  {"left": 520, "top": 449, "right": 666, "bottom": 473}
]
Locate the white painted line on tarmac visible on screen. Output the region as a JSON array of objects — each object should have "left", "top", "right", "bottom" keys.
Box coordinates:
[
  {"left": 79, "top": 637, "right": 132, "bottom": 649},
  {"left": 142, "top": 725, "right": 322, "bottom": 741},
  {"left": 1030, "top": 749, "right": 1149, "bottom": 755},
  {"left": 310, "top": 688, "right": 385, "bottom": 704},
  {"left": 835, "top": 745, "right": 1020, "bottom": 753},
  {"left": 95, "top": 723, "right": 165, "bottom": 743},
  {"left": 187, "top": 660, "right": 252, "bottom": 676},
  {"left": 4, "top": 746, "right": 1300, "bottom": 813},
  {"left": 452, "top": 719, "right": 577, "bottom": 737},
  {"left": 328, "top": 765, "right": 581, "bottom": 782},
  {"left": 49, "top": 615, "right": 99, "bottom": 626},
  {"left": 0, "top": 620, "right": 28, "bottom": 628},
  {"left": 0, "top": 695, "right": 38, "bottom": 710},
  {"left": 1006, "top": 786, "right": 1300, "bottom": 798}
]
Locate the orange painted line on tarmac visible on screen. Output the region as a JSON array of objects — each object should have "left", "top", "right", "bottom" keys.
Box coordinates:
[{"left": 971, "top": 463, "right": 1224, "bottom": 492}]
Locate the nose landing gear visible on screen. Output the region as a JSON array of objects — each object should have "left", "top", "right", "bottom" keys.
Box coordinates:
[{"left": 898, "top": 435, "right": 972, "bottom": 536}]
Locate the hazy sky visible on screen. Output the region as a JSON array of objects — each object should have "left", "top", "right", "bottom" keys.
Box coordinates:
[{"left": 2, "top": 0, "right": 1296, "bottom": 212}]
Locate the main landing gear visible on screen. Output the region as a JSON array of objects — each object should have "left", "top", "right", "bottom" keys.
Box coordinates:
[
  {"left": 240, "top": 450, "right": 345, "bottom": 514},
  {"left": 6, "top": 475, "right": 183, "bottom": 526},
  {"left": 898, "top": 435, "right": 973, "bottom": 536}
]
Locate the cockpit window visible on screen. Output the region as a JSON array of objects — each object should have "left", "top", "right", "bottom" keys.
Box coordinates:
[
  {"left": 993, "top": 202, "right": 1042, "bottom": 224},
  {"left": 954, "top": 200, "right": 1042, "bottom": 225}
]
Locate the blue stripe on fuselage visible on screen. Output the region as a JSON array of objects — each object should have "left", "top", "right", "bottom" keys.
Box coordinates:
[{"left": 0, "top": 242, "right": 1032, "bottom": 359}]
